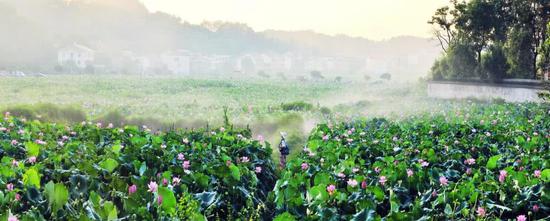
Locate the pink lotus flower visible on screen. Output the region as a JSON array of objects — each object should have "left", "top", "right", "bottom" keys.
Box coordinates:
[
  {"left": 421, "top": 161, "right": 429, "bottom": 167},
  {"left": 0, "top": 127, "right": 7, "bottom": 132},
  {"left": 157, "top": 195, "right": 163, "bottom": 205},
  {"left": 17, "top": 129, "right": 24, "bottom": 135},
  {"left": 147, "top": 181, "right": 158, "bottom": 193},
  {"left": 347, "top": 179, "right": 358, "bottom": 188},
  {"left": 326, "top": 184, "right": 336, "bottom": 195},
  {"left": 255, "top": 166, "right": 262, "bottom": 174},
  {"left": 182, "top": 161, "right": 190, "bottom": 169},
  {"left": 257, "top": 135, "right": 264, "bottom": 142},
  {"left": 7, "top": 183, "right": 14, "bottom": 191},
  {"left": 466, "top": 168, "right": 472, "bottom": 175},
  {"left": 533, "top": 204, "right": 539, "bottom": 212},
  {"left": 12, "top": 159, "right": 19, "bottom": 167},
  {"left": 28, "top": 156, "right": 37, "bottom": 164},
  {"left": 374, "top": 167, "right": 381, "bottom": 173},
  {"left": 322, "top": 135, "right": 329, "bottom": 141},
  {"left": 128, "top": 184, "right": 137, "bottom": 195},
  {"left": 160, "top": 144, "right": 166, "bottom": 149},
  {"left": 219, "top": 127, "right": 225, "bottom": 132},
  {"left": 534, "top": 170, "right": 541, "bottom": 178},
  {"left": 361, "top": 180, "right": 367, "bottom": 189},
  {"left": 406, "top": 169, "right": 414, "bottom": 177},
  {"left": 301, "top": 163, "right": 309, "bottom": 170},
  {"left": 499, "top": 170, "right": 507, "bottom": 183},
  {"left": 8, "top": 214, "right": 18, "bottom": 221},
  {"left": 11, "top": 140, "right": 18, "bottom": 146},
  {"left": 432, "top": 190, "right": 438, "bottom": 197},
  {"left": 352, "top": 168, "right": 359, "bottom": 173},
  {"left": 162, "top": 178, "right": 168, "bottom": 186},
  {"left": 177, "top": 153, "right": 185, "bottom": 160},
  {"left": 172, "top": 177, "right": 181, "bottom": 185},
  {"left": 379, "top": 176, "right": 387, "bottom": 185},
  {"left": 464, "top": 158, "right": 476, "bottom": 165},
  {"left": 439, "top": 176, "right": 448, "bottom": 186},
  {"left": 182, "top": 138, "right": 189, "bottom": 144},
  {"left": 241, "top": 156, "right": 250, "bottom": 163},
  {"left": 96, "top": 122, "right": 102, "bottom": 128},
  {"left": 107, "top": 123, "right": 114, "bottom": 128},
  {"left": 517, "top": 215, "right": 526, "bottom": 221},
  {"left": 476, "top": 207, "right": 486, "bottom": 217},
  {"left": 337, "top": 172, "right": 346, "bottom": 178},
  {"left": 35, "top": 140, "right": 47, "bottom": 145},
  {"left": 15, "top": 193, "right": 21, "bottom": 201}
]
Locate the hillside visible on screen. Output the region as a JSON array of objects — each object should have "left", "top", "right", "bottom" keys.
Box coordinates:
[{"left": 0, "top": 0, "right": 440, "bottom": 78}]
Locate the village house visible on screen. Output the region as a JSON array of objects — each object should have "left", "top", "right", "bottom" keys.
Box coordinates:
[
  {"left": 57, "top": 43, "right": 95, "bottom": 69},
  {"left": 161, "top": 50, "right": 191, "bottom": 75}
]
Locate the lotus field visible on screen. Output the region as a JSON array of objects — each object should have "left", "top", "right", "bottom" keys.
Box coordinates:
[
  {"left": 0, "top": 102, "right": 549, "bottom": 220},
  {"left": 275, "top": 103, "right": 549, "bottom": 220}
]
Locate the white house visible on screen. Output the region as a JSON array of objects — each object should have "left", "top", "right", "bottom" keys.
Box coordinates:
[
  {"left": 161, "top": 50, "right": 191, "bottom": 75},
  {"left": 57, "top": 43, "right": 95, "bottom": 69}
]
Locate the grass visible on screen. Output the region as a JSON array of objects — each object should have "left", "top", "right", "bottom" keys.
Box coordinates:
[{"left": 0, "top": 74, "right": 472, "bottom": 159}]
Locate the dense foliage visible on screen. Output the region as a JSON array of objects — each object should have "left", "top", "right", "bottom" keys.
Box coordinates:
[
  {"left": 0, "top": 114, "right": 277, "bottom": 220},
  {"left": 274, "top": 103, "right": 549, "bottom": 220},
  {"left": 2, "top": 101, "right": 548, "bottom": 220},
  {"left": 430, "top": 0, "right": 550, "bottom": 81}
]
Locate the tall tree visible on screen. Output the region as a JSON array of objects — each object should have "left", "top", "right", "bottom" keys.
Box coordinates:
[
  {"left": 428, "top": 1, "right": 464, "bottom": 53},
  {"left": 455, "top": 0, "right": 495, "bottom": 65}
]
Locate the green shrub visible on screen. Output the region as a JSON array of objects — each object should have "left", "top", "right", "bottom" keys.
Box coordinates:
[
  {"left": 280, "top": 101, "right": 313, "bottom": 112},
  {"left": 0, "top": 117, "right": 278, "bottom": 220},
  {"left": 3, "top": 103, "right": 86, "bottom": 124}
]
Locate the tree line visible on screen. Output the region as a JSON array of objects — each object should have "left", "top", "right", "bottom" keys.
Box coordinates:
[{"left": 429, "top": 0, "right": 550, "bottom": 81}]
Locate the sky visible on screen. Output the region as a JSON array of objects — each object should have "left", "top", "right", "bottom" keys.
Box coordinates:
[{"left": 139, "top": 0, "right": 449, "bottom": 40}]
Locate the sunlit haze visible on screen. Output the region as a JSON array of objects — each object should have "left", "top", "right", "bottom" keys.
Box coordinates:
[{"left": 140, "top": 0, "right": 448, "bottom": 40}]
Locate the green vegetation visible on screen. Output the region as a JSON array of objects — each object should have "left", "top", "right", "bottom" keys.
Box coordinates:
[
  {"left": 429, "top": 0, "right": 550, "bottom": 81},
  {"left": 280, "top": 101, "right": 314, "bottom": 112},
  {"left": 0, "top": 115, "right": 277, "bottom": 220},
  {"left": 1, "top": 102, "right": 548, "bottom": 220},
  {"left": 0, "top": 75, "right": 439, "bottom": 159},
  {"left": 274, "top": 102, "right": 549, "bottom": 220}
]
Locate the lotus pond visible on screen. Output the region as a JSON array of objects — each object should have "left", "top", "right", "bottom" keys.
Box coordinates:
[{"left": 0, "top": 102, "right": 548, "bottom": 220}]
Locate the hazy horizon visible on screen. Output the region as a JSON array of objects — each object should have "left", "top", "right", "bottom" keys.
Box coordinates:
[{"left": 140, "top": 0, "right": 449, "bottom": 41}]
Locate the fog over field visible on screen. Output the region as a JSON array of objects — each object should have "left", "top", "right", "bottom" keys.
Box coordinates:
[
  {"left": 0, "top": 1, "right": 548, "bottom": 221},
  {"left": 0, "top": 0, "right": 440, "bottom": 80}
]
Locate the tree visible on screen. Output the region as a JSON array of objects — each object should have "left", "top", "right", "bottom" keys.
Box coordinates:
[
  {"left": 429, "top": 0, "right": 550, "bottom": 80},
  {"left": 380, "top": 73, "right": 392, "bottom": 80},
  {"left": 310, "top": 71, "right": 324, "bottom": 80},
  {"left": 505, "top": 27, "right": 535, "bottom": 78},
  {"left": 482, "top": 42, "right": 509, "bottom": 80},
  {"left": 454, "top": 0, "right": 496, "bottom": 65},
  {"left": 429, "top": 4, "right": 458, "bottom": 53}
]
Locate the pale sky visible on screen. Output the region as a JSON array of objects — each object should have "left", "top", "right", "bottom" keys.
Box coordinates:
[{"left": 139, "top": 0, "right": 449, "bottom": 40}]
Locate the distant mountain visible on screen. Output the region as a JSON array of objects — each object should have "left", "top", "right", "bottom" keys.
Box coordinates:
[
  {"left": 0, "top": 0, "right": 441, "bottom": 77},
  {"left": 262, "top": 30, "right": 440, "bottom": 59}
]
